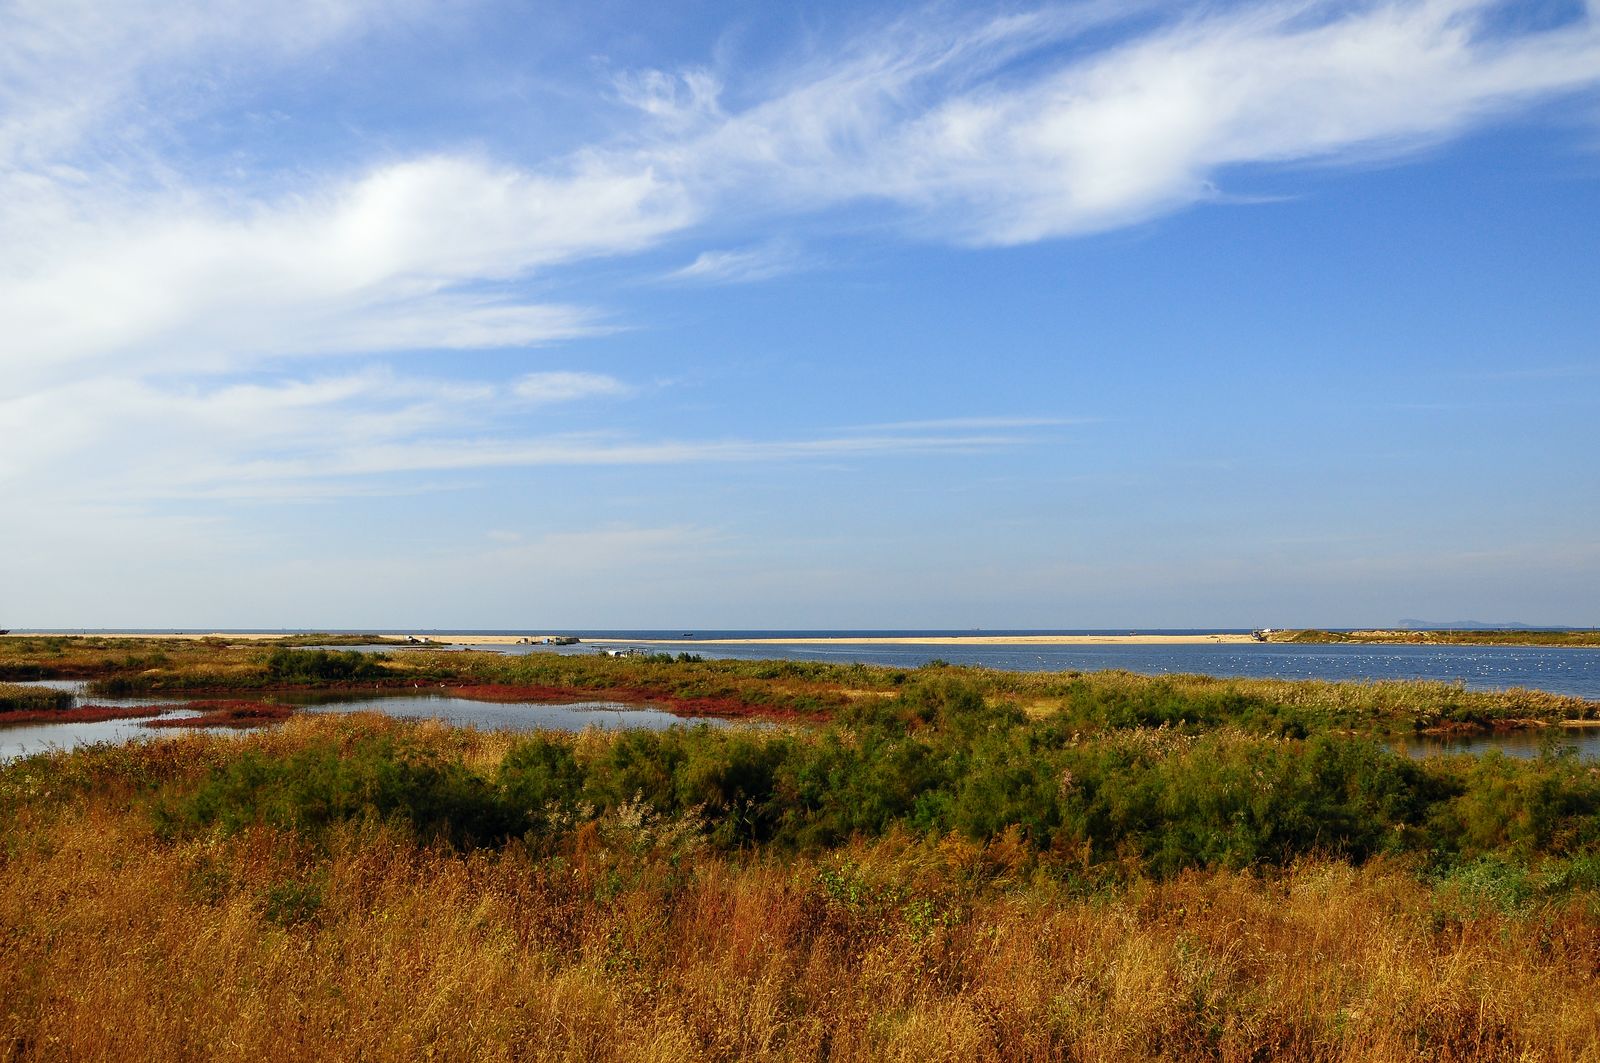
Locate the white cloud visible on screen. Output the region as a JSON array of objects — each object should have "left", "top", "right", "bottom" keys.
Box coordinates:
[
  {"left": 666, "top": 243, "right": 804, "bottom": 284},
  {"left": 679, "top": 0, "right": 1600, "bottom": 243},
  {"left": 512, "top": 371, "right": 630, "bottom": 404},
  {"left": 0, "top": 155, "right": 688, "bottom": 386},
  {"left": 614, "top": 68, "right": 724, "bottom": 129}
]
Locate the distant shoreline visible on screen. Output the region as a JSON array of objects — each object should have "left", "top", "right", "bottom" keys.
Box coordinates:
[
  {"left": 11, "top": 631, "right": 1259, "bottom": 646},
  {"left": 6, "top": 630, "right": 1598, "bottom": 648}
]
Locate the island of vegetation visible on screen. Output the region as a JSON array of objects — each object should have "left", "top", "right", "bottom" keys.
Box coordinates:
[{"left": 4, "top": 634, "right": 1600, "bottom": 1059}]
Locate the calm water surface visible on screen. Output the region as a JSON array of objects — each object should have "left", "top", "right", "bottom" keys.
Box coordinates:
[
  {"left": 478, "top": 639, "right": 1600, "bottom": 700},
  {"left": 0, "top": 682, "right": 715, "bottom": 762},
  {"left": 0, "top": 710, "right": 208, "bottom": 762},
  {"left": 1392, "top": 726, "right": 1600, "bottom": 762},
  {"left": 293, "top": 690, "right": 719, "bottom": 732}
]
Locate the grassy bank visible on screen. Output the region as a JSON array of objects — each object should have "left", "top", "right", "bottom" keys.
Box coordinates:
[
  {"left": 5, "top": 712, "right": 1600, "bottom": 1060},
  {"left": 0, "top": 682, "right": 71, "bottom": 714}
]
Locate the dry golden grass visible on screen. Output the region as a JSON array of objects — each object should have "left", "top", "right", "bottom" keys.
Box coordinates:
[{"left": 4, "top": 721, "right": 1600, "bottom": 1061}]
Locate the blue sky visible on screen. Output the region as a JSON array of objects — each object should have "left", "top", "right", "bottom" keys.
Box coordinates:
[{"left": 3, "top": 0, "right": 1598, "bottom": 629}]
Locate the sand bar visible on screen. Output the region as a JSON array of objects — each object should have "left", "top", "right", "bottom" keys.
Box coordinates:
[{"left": 12, "top": 632, "right": 1259, "bottom": 646}]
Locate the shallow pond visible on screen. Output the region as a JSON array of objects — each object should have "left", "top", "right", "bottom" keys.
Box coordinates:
[
  {"left": 0, "top": 710, "right": 208, "bottom": 762},
  {"left": 1391, "top": 725, "right": 1600, "bottom": 762},
  {"left": 293, "top": 690, "right": 719, "bottom": 732},
  {"left": 0, "top": 682, "right": 721, "bottom": 762}
]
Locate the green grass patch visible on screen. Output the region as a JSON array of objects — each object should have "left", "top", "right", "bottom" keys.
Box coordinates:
[{"left": 0, "top": 683, "right": 72, "bottom": 713}]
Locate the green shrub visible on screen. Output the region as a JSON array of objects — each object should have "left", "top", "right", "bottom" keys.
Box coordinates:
[
  {"left": 498, "top": 735, "right": 585, "bottom": 833},
  {"left": 157, "top": 737, "right": 513, "bottom": 848},
  {"left": 147, "top": 677, "right": 1600, "bottom": 878},
  {"left": 264, "top": 648, "right": 390, "bottom": 682}
]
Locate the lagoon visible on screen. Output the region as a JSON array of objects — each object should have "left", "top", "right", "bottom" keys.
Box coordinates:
[
  {"left": 480, "top": 637, "right": 1600, "bottom": 699},
  {"left": 0, "top": 681, "right": 713, "bottom": 762}
]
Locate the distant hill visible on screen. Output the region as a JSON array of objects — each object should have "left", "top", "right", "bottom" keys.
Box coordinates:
[
  {"left": 1270, "top": 628, "right": 1600, "bottom": 646},
  {"left": 1398, "top": 619, "right": 1552, "bottom": 631}
]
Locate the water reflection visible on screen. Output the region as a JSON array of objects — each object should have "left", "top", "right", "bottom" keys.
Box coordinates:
[
  {"left": 470, "top": 640, "right": 1600, "bottom": 699},
  {"left": 0, "top": 710, "right": 202, "bottom": 761},
  {"left": 296, "top": 691, "right": 722, "bottom": 732},
  {"left": 1392, "top": 725, "right": 1600, "bottom": 762},
  {"left": 1, "top": 681, "right": 719, "bottom": 762}
]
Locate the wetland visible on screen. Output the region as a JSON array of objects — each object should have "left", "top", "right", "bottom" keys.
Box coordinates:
[{"left": 7, "top": 635, "right": 1600, "bottom": 1059}]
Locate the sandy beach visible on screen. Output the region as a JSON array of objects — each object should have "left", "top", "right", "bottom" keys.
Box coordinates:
[{"left": 13, "top": 632, "right": 1260, "bottom": 646}]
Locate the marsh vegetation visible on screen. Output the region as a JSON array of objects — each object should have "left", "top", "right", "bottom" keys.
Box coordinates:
[{"left": 0, "top": 682, "right": 72, "bottom": 714}]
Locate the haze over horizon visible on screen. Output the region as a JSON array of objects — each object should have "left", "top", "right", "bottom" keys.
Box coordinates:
[{"left": 4, "top": 0, "right": 1598, "bottom": 630}]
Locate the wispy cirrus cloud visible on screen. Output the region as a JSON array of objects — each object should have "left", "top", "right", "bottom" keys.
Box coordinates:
[
  {"left": 0, "top": 0, "right": 405, "bottom": 166},
  {"left": 139, "top": 428, "right": 1044, "bottom": 500},
  {"left": 612, "top": 66, "right": 724, "bottom": 130},
  {"left": 0, "top": 368, "right": 490, "bottom": 487},
  {"left": 270, "top": 428, "right": 1034, "bottom": 480},
  {"left": 0, "top": 359, "right": 1054, "bottom": 506},
  {"left": 677, "top": 0, "right": 1600, "bottom": 243},
  {"left": 665, "top": 243, "right": 807, "bottom": 284}
]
